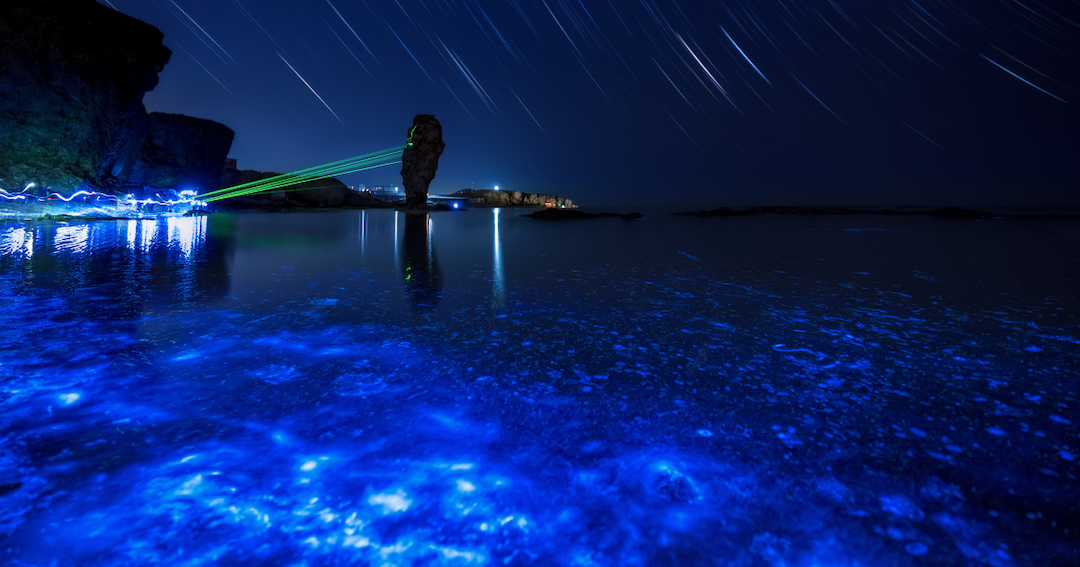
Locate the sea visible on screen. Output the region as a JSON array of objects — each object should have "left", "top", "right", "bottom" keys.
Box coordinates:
[{"left": 0, "top": 207, "right": 1077, "bottom": 566}]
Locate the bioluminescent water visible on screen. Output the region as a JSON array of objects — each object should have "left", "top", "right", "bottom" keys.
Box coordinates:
[{"left": 0, "top": 210, "right": 1077, "bottom": 566}]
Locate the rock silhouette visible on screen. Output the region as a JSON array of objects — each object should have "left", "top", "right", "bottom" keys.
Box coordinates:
[
  {"left": 0, "top": 0, "right": 171, "bottom": 191},
  {"left": 400, "top": 115, "right": 445, "bottom": 210},
  {"left": 0, "top": 0, "right": 234, "bottom": 195},
  {"left": 125, "top": 113, "right": 235, "bottom": 192}
]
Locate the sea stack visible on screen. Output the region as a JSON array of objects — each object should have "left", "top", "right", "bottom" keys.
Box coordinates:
[{"left": 400, "top": 114, "right": 445, "bottom": 210}]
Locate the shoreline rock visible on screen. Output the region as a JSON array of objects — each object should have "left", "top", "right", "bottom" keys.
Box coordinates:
[
  {"left": 451, "top": 189, "right": 573, "bottom": 208},
  {"left": 524, "top": 209, "right": 640, "bottom": 220},
  {"left": 401, "top": 115, "right": 445, "bottom": 210}
]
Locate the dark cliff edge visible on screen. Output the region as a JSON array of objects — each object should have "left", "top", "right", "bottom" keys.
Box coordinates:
[
  {"left": 124, "top": 112, "right": 235, "bottom": 192},
  {"left": 0, "top": 0, "right": 170, "bottom": 191},
  {"left": 0, "top": 0, "right": 233, "bottom": 195}
]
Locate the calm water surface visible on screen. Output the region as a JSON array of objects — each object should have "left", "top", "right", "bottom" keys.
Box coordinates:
[{"left": 1, "top": 209, "right": 1078, "bottom": 566}]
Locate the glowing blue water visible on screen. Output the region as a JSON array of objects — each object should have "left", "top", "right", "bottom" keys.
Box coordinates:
[{"left": 1, "top": 210, "right": 1077, "bottom": 566}]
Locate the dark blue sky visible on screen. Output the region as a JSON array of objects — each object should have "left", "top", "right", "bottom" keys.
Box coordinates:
[{"left": 103, "top": 0, "right": 1079, "bottom": 207}]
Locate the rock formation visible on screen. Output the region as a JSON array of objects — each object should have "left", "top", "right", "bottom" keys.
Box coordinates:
[
  {"left": 124, "top": 113, "right": 235, "bottom": 192},
  {"left": 400, "top": 115, "right": 445, "bottom": 210},
  {"left": 524, "top": 209, "right": 639, "bottom": 220},
  {"left": 451, "top": 189, "right": 573, "bottom": 208},
  {"left": 0, "top": 0, "right": 171, "bottom": 192}
]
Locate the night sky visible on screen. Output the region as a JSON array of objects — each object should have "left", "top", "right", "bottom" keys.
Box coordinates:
[{"left": 102, "top": 0, "right": 1079, "bottom": 207}]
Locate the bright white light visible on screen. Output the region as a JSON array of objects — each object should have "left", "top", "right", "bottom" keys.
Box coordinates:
[
  {"left": 125, "top": 220, "right": 137, "bottom": 251},
  {"left": 139, "top": 219, "right": 156, "bottom": 252},
  {"left": 0, "top": 227, "right": 33, "bottom": 258},
  {"left": 176, "top": 474, "right": 203, "bottom": 496},
  {"left": 438, "top": 547, "right": 480, "bottom": 561},
  {"left": 300, "top": 460, "right": 318, "bottom": 471},
  {"left": 494, "top": 185, "right": 499, "bottom": 191},
  {"left": 368, "top": 489, "right": 412, "bottom": 513},
  {"left": 58, "top": 392, "right": 81, "bottom": 405},
  {"left": 55, "top": 225, "right": 89, "bottom": 253},
  {"left": 167, "top": 216, "right": 204, "bottom": 257},
  {"left": 456, "top": 480, "right": 476, "bottom": 493},
  {"left": 344, "top": 535, "right": 371, "bottom": 548}
]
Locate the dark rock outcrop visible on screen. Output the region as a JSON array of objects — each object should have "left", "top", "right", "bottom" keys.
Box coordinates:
[
  {"left": 673, "top": 206, "right": 863, "bottom": 217},
  {"left": 925, "top": 206, "right": 992, "bottom": 219},
  {"left": 525, "top": 209, "right": 639, "bottom": 220},
  {"left": 400, "top": 115, "right": 445, "bottom": 210},
  {"left": 124, "top": 113, "right": 235, "bottom": 192},
  {"left": 451, "top": 189, "right": 573, "bottom": 208},
  {"left": 212, "top": 170, "right": 392, "bottom": 211},
  {"left": 0, "top": 0, "right": 171, "bottom": 191}
]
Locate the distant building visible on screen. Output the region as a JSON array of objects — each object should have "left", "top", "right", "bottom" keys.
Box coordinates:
[
  {"left": 370, "top": 184, "right": 403, "bottom": 202},
  {"left": 223, "top": 158, "right": 237, "bottom": 171}
]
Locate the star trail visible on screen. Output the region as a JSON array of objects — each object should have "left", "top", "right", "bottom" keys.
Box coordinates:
[{"left": 109, "top": 0, "right": 1078, "bottom": 206}]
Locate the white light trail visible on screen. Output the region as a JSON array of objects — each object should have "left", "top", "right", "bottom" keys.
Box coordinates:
[{"left": 277, "top": 53, "right": 346, "bottom": 124}]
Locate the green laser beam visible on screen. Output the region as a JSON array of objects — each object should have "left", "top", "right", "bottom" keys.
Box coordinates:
[
  {"left": 199, "top": 151, "right": 400, "bottom": 200},
  {"left": 197, "top": 146, "right": 404, "bottom": 198},
  {"left": 197, "top": 146, "right": 405, "bottom": 202},
  {"left": 208, "top": 161, "right": 400, "bottom": 200},
  {"left": 202, "top": 160, "right": 402, "bottom": 202}
]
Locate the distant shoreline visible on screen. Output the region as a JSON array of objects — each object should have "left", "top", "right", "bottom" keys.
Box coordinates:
[{"left": 669, "top": 205, "right": 1080, "bottom": 220}]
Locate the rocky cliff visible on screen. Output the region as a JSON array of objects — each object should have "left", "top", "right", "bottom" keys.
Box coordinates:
[
  {"left": 400, "top": 115, "right": 445, "bottom": 210},
  {"left": 451, "top": 189, "right": 573, "bottom": 208},
  {"left": 0, "top": 0, "right": 171, "bottom": 192},
  {"left": 125, "top": 112, "right": 235, "bottom": 192}
]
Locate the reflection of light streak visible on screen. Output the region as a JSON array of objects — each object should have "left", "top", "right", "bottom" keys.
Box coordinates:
[
  {"left": 54, "top": 225, "right": 90, "bottom": 253},
  {"left": 126, "top": 220, "right": 138, "bottom": 251},
  {"left": 492, "top": 208, "right": 505, "bottom": 308},
  {"left": 167, "top": 216, "right": 206, "bottom": 257},
  {"left": 393, "top": 211, "right": 400, "bottom": 272},
  {"left": 359, "top": 210, "right": 367, "bottom": 258},
  {"left": 426, "top": 214, "right": 435, "bottom": 273},
  {"left": 0, "top": 226, "right": 33, "bottom": 257},
  {"left": 139, "top": 219, "right": 158, "bottom": 252}
]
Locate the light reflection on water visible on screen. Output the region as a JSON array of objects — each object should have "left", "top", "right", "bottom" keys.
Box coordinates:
[{"left": 0, "top": 210, "right": 1078, "bottom": 566}]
